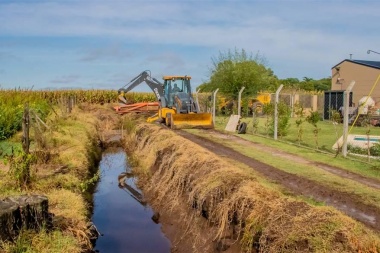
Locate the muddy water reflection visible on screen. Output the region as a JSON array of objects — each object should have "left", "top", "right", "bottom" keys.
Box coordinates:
[{"left": 92, "top": 148, "right": 170, "bottom": 253}]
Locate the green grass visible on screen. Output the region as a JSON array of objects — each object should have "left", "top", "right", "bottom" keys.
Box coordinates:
[
  {"left": 188, "top": 129, "right": 380, "bottom": 209},
  {"left": 1, "top": 229, "right": 80, "bottom": 253},
  {"left": 216, "top": 115, "right": 380, "bottom": 149},
  {"left": 214, "top": 116, "right": 380, "bottom": 178},
  {"left": 0, "top": 130, "right": 24, "bottom": 156}
]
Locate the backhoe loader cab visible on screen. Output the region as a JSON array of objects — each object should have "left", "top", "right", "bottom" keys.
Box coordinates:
[{"left": 163, "top": 76, "right": 192, "bottom": 107}]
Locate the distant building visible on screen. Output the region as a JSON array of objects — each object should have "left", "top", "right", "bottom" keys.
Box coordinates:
[{"left": 331, "top": 59, "right": 380, "bottom": 106}]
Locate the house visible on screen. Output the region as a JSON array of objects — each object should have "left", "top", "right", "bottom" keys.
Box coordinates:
[{"left": 331, "top": 59, "right": 380, "bottom": 106}]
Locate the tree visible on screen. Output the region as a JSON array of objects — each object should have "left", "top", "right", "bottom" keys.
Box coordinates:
[
  {"left": 314, "top": 77, "right": 331, "bottom": 91},
  {"left": 200, "top": 48, "right": 279, "bottom": 99},
  {"left": 299, "top": 77, "right": 331, "bottom": 92},
  {"left": 300, "top": 77, "right": 315, "bottom": 91}
]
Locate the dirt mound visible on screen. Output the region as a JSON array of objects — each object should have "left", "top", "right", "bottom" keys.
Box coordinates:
[{"left": 127, "top": 123, "right": 380, "bottom": 253}]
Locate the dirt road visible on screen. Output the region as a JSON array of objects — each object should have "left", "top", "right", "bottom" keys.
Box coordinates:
[{"left": 177, "top": 129, "right": 380, "bottom": 232}]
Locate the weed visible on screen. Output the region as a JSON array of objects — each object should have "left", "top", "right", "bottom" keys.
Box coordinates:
[
  {"left": 79, "top": 171, "right": 100, "bottom": 192},
  {"left": 294, "top": 102, "right": 305, "bottom": 144},
  {"left": 306, "top": 110, "right": 321, "bottom": 149},
  {"left": 7, "top": 149, "right": 35, "bottom": 190},
  {"left": 1, "top": 230, "right": 32, "bottom": 253}
]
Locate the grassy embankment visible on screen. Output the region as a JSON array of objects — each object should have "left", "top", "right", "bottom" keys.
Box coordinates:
[
  {"left": 125, "top": 121, "right": 380, "bottom": 253},
  {"left": 0, "top": 90, "right": 106, "bottom": 252}
]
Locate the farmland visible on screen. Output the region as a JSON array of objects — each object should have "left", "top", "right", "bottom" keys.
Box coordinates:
[{"left": 0, "top": 89, "right": 380, "bottom": 252}]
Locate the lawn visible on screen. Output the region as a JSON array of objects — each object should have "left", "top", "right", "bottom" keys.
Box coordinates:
[{"left": 215, "top": 115, "right": 380, "bottom": 153}]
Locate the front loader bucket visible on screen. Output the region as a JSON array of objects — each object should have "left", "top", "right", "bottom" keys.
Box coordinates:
[{"left": 171, "top": 113, "right": 214, "bottom": 129}]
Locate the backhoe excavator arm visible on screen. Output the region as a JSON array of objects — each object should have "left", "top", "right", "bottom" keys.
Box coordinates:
[{"left": 118, "top": 70, "right": 166, "bottom": 107}]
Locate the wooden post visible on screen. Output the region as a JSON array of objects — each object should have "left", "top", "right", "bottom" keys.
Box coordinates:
[
  {"left": 70, "top": 95, "right": 75, "bottom": 111},
  {"left": 68, "top": 96, "right": 72, "bottom": 113},
  {"left": 22, "top": 103, "right": 30, "bottom": 154}
]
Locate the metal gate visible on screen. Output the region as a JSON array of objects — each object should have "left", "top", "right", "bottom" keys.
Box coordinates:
[{"left": 324, "top": 90, "right": 352, "bottom": 120}]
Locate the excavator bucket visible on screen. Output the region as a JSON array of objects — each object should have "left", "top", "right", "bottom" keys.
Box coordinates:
[{"left": 171, "top": 113, "right": 214, "bottom": 129}]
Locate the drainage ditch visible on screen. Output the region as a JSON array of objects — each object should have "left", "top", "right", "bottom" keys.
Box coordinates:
[{"left": 91, "top": 147, "right": 171, "bottom": 253}]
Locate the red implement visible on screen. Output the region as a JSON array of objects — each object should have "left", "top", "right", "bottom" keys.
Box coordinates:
[{"left": 114, "top": 102, "right": 159, "bottom": 114}]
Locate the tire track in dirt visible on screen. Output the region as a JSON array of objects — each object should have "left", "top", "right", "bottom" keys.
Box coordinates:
[
  {"left": 208, "top": 130, "right": 380, "bottom": 190},
  {"left": 177, "top": 130, "right": 380, "bottom": 232}
]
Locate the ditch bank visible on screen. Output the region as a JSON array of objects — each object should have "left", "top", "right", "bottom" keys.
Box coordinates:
[
  {"left": 125, "top": 123, "right": 380, "bottom": 253},
  {"left": 0, "top": 104, "right": 104, "bottom": 252}
]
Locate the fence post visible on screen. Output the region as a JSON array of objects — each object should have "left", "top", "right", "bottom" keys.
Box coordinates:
[
  {"left": 212, "top": 88, "right": 219, "bottom": 126},
  {"left": 70, "top": 95, "right": 75, "bottom": 111},
  {"left": 195, "top": 88, "right": 201, "bottom": 112},
  {"left": 274, "top": 84, "right": 284, "bottom": 140},
  {"left": 22, "top": 103, "right": 30, "bottom": 154},
  {"left": 238, "top": 87, "right": 245, "bottom": 117},
  {"left": 342, "top": 81, "right": 355, "bottom": 157}
]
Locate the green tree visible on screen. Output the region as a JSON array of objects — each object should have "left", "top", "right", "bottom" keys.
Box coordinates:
[
  {"left": 300, "top": 77, "right": 315, "bottom": 91},
  {"left": 200, "top": 48, "right": 279, "bottom": 99},
  {"left": 280, "top": 78, "right": 301, "bottom": 92},
  {"left": 299, "top": 77, "right": 331, "bottom": 92},
  {"left": 314, "top": 77, "right": 332, "bottom": 91}
]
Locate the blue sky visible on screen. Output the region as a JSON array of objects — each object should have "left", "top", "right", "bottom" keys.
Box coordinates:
[{"left": 0, "top": 0, "right": 379, "bottom": 91}]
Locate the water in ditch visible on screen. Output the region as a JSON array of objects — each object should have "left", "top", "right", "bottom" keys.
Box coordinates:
[{"left": 91, "top": 147, "right": 171, "bottom": 253}]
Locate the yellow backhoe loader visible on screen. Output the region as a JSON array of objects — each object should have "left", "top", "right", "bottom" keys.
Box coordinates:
[{"left": 118, "top": 70, "right": 213, "bottom": 129}]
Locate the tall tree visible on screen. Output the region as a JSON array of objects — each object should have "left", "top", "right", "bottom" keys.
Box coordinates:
[
  {"left": 280, "top": 77, "right": 301, "bottom": 92},
  {"left": 200, "top": 48, "right": 278, "bottom": 99}
]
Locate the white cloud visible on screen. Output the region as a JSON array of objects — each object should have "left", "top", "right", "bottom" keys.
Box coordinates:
[{"left": 1, "top": 0, "right": 379, "bottom": 86}]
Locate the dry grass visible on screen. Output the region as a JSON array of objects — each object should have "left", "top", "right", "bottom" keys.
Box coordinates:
[
  {"left": 47, "top": 189, "right": 90, "bottom": 248},
  {"left": 127, "top": 123, "right": 380, "bottom": 253}
]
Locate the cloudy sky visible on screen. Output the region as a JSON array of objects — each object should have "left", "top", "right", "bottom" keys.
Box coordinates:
[{"left": 0, "top": 0, "right": 379, "bottom": 91}]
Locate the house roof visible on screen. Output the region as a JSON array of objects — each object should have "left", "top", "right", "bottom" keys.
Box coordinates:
[{"left": 332, "top": 59, "right": 380, "bottom": 70}]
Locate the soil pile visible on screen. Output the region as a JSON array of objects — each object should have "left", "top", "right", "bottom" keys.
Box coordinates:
[{"left": 127, "top": 123, "right": 380, "bottom": 253}]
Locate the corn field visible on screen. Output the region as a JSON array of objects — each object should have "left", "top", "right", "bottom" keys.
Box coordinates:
[{"left": 0, "top": 88, "right": 156, "bottom": 140}]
